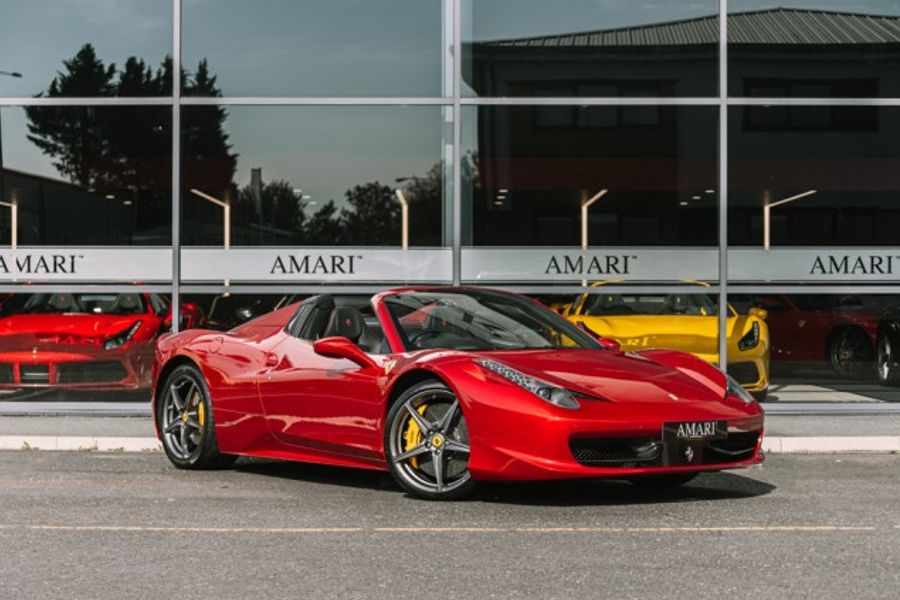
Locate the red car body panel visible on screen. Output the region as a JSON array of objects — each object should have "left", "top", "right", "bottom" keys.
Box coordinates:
[
  {"left": 0, "top": 294, "right": 202, "bottom": 391},
  {"left": 152, "top": 289, "right": 764, "bottom": 482}
]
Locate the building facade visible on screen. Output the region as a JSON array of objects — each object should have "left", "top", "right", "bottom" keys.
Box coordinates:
[{"left": 1, "top": 0, "right": 900, "bottom": 403}]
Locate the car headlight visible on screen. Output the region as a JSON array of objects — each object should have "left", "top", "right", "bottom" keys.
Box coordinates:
[
  {"left": 726, "top": 374, "right": 755, "bottom": 404},
  {"left": 103, "top": 321, "right": 142, "bottom": 351},
  {"left": 738, "top": 321, "right": 760, "bottom": 351},
  {"left": 477, "top": 358, "right": 580, "bottom": 409}
]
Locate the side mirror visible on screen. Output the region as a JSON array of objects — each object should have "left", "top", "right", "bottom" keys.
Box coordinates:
[
  {"left": 313, "top": 336, "right": 380, "bottom": 370},
  {"left": 576, "top": 321, "right": 621, "bottom": 352},
  {"left": 748, "top": 307, "right": 768, "bottom": 320}
]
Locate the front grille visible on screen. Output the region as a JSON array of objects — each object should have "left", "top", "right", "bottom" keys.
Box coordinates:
[
  {"left": 20, "top": 364, "right": 50, "bottom": 384},
  {"left": 0, "top": 363, "right": 13, "bottom": 384},
  {"left": 570, "top": 430, "right": 762, "bottom": 468},
  {"left": 570, "top": 437, "right": 663, "bottom": 466},
  {"left": 728, "top": 362, "right": 760, "bottom": 385},
  {"left": 706, "top": 431, "right": 760, "bottom": 463},
  {"left": 56, "top": 361, "right": 128, "bottom": 384}
]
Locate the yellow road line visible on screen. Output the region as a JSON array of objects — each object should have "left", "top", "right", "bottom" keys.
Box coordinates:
[{"left": 13, "top": 524, "right": 879, "bottom": 534}]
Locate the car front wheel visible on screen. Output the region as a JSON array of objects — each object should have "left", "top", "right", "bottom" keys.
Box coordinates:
[
  {"left": 385, "top": 380, "right": 474, "bottom": 500},
  {"left": 877, "top": 332, "right": 900, "bottom": 386}
]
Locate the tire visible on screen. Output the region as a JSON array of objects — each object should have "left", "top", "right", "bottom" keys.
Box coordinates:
[
  {"left": 156, "top": 364, "right": 236, "bottom": 470},
  {"left": 628, "top": 473, "right": 698, "bottom": 489},
  {"left": 385, "top": 380, "right": 475, "bottom": 500},
  {"left": 828, "top": 328, "right": 873, "bottom": 378},
  {"left": 877, "top": 331, "right": 900, "bottom": 386},
  {"left": 751, "top": 389, "right": 769, "bottom": 403}
]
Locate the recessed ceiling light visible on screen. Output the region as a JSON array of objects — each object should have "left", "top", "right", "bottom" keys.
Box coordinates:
[
  {"left": 679, "top": 201, "right": 688, "bottom": 206},
  {"left": 705, "top": 189, "right": 716, "bottom": 194},
  {"left": 105, "top": 194, "right": 115, "bottom": 200},
  {"left": 498, "top": 188, "right": 509, "bottom": 193},
  {"left": 123, "top": 200, "right": 133, "bottom": 206},
  {"left": 692, "top": 195, "right": 701, "bottom": 200}
]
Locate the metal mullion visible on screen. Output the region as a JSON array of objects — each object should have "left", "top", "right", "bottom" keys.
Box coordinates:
[
  {"left": 179, "top": 96, "right": 451, "bottom": 106},
  {"left": 0, "top": 284, "right": 173, "bottom": 294},
  {"left": 718, "top": 0, "right": 729, "bottom": 372},
  {"left": 171, "top": 0, "right": 182, "bottom": 331},
  {"left": 728, "top": 285, "right": 900, "bottom": 295},
  {"left": 177, "top": 284, "right": 722, "bottom": 296},
  {"left": 729, "top": 97, "right": 900, "bottom": 106},
  {"left": 460, "top": 96, "right": 719, "bottom": 106},
  {"left": 452, "top": 0, "right": 462, "bottom": 285},
  {"left": 0, "top": 97, "right": 174, "bottom": 106}
]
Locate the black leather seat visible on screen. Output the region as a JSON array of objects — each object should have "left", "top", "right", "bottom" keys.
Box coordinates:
[{"left": 322, "top": 307, "right": 365, "bottom": 344}]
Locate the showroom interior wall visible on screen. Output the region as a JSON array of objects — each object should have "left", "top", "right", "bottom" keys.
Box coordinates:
[{"left": 2, "top": 0, "right": 900, "bottom": 402}]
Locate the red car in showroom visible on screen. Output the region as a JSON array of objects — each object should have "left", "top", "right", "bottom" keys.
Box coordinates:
[
  {"left": 0, "top": 293, "right": 202, "bottom": 391},
  {"left": 152, "top": 288, "right": 764, "bottom": 500}
]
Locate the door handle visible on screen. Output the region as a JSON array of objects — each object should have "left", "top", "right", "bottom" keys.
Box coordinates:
[{"left": 264, "top": 352, "right": 279, "bottom": 367}]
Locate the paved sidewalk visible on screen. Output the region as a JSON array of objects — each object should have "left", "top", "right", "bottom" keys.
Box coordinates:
[{"left": 1, "top": 413, "right": 898, "bottom": 454}]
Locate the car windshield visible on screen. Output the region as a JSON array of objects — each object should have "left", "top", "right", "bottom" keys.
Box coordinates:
[
  {"left": 384, "top": 290, "right": 600, "bottom": 351},
  {"left": 10, "top": 293, "right": 146, "bottom": 315},
  {"left": 583, "top": 294, "right": 719, "bottom": 316}
]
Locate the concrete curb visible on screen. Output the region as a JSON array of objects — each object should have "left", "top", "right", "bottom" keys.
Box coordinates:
[
  {"left": 0, "top": 436, "right": 161, "bottom": 452},
  {"left": 1, "top": 435, "right": 899, "bottom": 454}
]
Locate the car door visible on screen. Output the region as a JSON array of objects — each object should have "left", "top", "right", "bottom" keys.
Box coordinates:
[{"left": 257, "top": 310, "right": 386, "bottom": 464}]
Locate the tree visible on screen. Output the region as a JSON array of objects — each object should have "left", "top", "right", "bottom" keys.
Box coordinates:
[
  {"left": 339, "top": 182, "right": 401, "bottom": 246},
  {"left": 304, "top": 200, "right": 345, "bottom": 245}
]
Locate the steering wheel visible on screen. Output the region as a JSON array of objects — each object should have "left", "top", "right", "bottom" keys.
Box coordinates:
[{"left": 408, "top": 329, "right": 442, "bottom": 348}]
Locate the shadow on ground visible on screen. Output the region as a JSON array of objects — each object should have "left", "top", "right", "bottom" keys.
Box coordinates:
[{"left": 235, "top": 458, "right": 775, "bottom": 506}]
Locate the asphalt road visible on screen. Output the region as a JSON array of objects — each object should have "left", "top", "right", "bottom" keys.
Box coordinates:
[{"left": 1, "top": 452, "right": 899, "bottom": 600}]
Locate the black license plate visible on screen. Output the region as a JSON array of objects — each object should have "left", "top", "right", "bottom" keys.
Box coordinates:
[
  {"left": 663, "top": 420, "right": 727, "bottom": 442},
  {"left": 662, "top": 421, "right": 727, "bottom": 466}
]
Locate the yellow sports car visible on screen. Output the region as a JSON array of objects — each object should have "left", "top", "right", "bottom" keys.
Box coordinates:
[{"left": 561, "top": 293, "right": 770, "bottom": 401}]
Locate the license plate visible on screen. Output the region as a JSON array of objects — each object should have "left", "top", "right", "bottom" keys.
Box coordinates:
[{"left": 663, "top": 420, "right": 727, "bottom": 441}]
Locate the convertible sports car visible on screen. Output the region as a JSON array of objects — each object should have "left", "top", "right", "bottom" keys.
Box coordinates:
[
  {"left": 152, "top": 287, "right": 763, "bottom": 500},
  {"left": 0, "top": 293, "right": 202, "bottom": 391},
  {"left": 561, "top": 292, "right": 770, "bottom": 401}
]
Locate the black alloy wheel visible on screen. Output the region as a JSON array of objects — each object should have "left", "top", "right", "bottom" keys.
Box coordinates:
[{"left": 385, "top": 380, "right": 474, "bottom": 500}]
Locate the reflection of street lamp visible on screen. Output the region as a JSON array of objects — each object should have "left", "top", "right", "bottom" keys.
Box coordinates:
[
  {"left": 762, "top": 189, "right": 817, "bottom": 250},
  {"left": 191, "top": 189, "right": 231, "bottom": 287},
  {"left": 394, "top": 189, "right": 409, "bottom": 250},
  {"left": 0, "top": 70, "right": 23, "bottom": 202},
  {"left": 0, "top": 199, "right": 17, "bottom": 249},
  {"left": 581, "top": 189, "right": 608, "bottom": 250}
]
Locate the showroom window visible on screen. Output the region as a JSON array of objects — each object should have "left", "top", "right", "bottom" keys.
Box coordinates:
[{"left": 1, "top": 1, "right": 899, "bottom": 407}]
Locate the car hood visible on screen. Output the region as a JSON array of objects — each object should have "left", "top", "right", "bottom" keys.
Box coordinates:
[
  {"left": 476, "top": 348, "right": 726, "bottom": 405},
  {"left": 574, "top": 315, "right": 719, "bottom": 355},
  {"left": 0, "top": 314, "right": 143, "bottom": 349}
]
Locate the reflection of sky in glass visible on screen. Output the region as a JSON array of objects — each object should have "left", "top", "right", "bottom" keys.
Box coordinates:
[
  {"left": 730, "top": 0, "right": 900, "bottom": 16},
  {"left": 216, "top": 107, "right": 446, "bottom": 208},
  {"left": 182, "top": 0, "right": 444, "bottom": 96},
  {"left": 464, "top": 0, "right": 718, "bottom": 41},
  {"left": 0, "top": 0, "right": 171, "bottom": 97}
]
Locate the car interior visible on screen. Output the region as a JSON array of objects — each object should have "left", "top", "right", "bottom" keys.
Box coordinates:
[{"left": 287, "top": 295, "right": 388, "bottom": 354}]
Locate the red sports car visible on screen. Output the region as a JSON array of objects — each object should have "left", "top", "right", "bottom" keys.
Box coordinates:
[
  {"left": 152, "top": 288, "right": 764, "bottom": 500},
  {"left": 0, "top": 293, "right": 202, "bottom": 391}
]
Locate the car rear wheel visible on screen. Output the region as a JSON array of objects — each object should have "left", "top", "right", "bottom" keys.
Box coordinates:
[
  {"left": 385, "top": 380, "right": 474, "bottom": 500},
  {"left": 627, "top": 473, "right": 698, "bottom": 489},
  {"left": 157, "top": 364, "right": 235, "bottom": 470},
  {"left": 877, "top": 332, "right": 900, "bottom": 386},
  {"left": 828, "top": 328, "right": 873, "bottom": 378}
]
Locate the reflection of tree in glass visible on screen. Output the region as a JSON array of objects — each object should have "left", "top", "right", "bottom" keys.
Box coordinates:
[{"left": 24, "top": 44, "right": 235, "bottom": 239}]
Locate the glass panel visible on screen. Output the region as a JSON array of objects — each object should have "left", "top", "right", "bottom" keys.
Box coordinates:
[
  {"left": 728, "top": 106, "right": 900, "bottom": 283},
  {"left": 0, "top": 0, "right": 172, "bottom": 97},
  {"left": 1, "top": 106, "right": 172, "bottom": 246},
  {"left": 730, "top": 294, "right": 900, "bottom": 402},
  {"left": 0, "top": 290, "right": 178, "bottom": 402},
  {"left": 181, "top": 293, "right": 295, "bottom": 331},
  {"left": 729, "top": 1, "right": 900, "bottom": 97},
  {"left": 461, "top": 105, "right": 718, "bottom": 284},
  {"left": 462, "top": 0, "right": 719, "bottom": 97},
  {"left": 183, "top": 0, "right": 445, "bottom": 97},
  {"left": 182, "top": 106, "right": 448, "bottom": 248}
]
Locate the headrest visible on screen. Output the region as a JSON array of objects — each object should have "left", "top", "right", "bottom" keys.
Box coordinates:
[{"left": 323, "top": 307, "right": 364, "bottom": 342}]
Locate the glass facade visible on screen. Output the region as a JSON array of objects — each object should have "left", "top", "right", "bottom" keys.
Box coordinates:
[{"left": 1, "top": 1, "right": 900, "bottom": 404}]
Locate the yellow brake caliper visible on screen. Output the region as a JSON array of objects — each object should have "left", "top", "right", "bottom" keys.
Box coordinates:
[{"left": 403, "top": 404, "right": 428, "bottom": 469}]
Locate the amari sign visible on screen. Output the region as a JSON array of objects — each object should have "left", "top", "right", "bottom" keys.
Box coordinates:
[
  {"left": 461, "top": 248, "right": 718, "bottom": 282},
  {"left": 181, "top": 248, "right": 453, "bottom": 283},
  {"left": 729, "top": 249, "right": 900, "bottom": 282},
  {"left": 0, "top": 248, "right": 172, "bottom": 282}
]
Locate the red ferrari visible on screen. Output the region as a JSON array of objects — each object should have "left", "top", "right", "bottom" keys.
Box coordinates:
[
  {"left": 152, "top": 288, "right": 764, "bottom": 500},
  {"left": 0, "top": 293, "right": 202, "bottom": 391}
]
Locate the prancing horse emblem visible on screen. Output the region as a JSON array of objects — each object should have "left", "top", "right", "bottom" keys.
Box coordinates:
[{"left": 683, "top": 446, "right": 695, "bottom": 463}]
